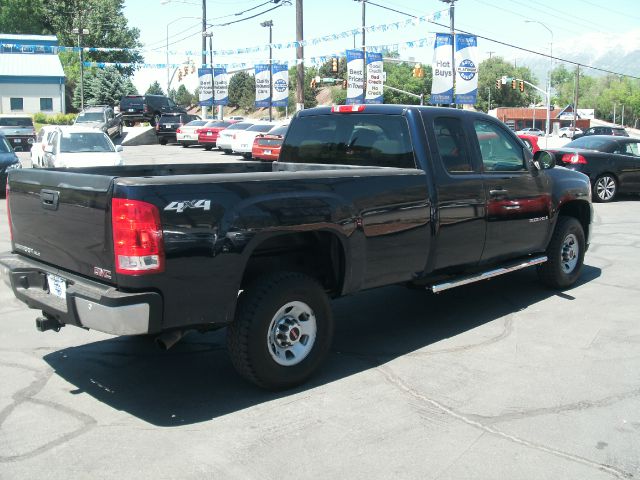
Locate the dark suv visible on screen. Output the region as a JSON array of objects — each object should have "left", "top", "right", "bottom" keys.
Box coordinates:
[
  {"left": 573, "top": 125, "right": 628, "bottom": 140},
  {"left": 156, "top": 113, "right": 200, "bottom": 145},
  {"left": 119, "top": 95, "right": 186, "bottom": 127}
]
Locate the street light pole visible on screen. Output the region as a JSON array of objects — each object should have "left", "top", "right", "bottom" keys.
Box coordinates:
[
  {"left": 525, "top": 20, "right": 553, "bottom": 141},
  {"left": 261, "top": 20, "right": 274, "bottom": 122},
  {"left": 204, "top": 32, "right": 215, "bottom": 118},
  {"left": 72, "top": 26, "right": 88, "bottom": 110},
  {"left": 295, "top": 0, "right": 304, "bottom": 111}
]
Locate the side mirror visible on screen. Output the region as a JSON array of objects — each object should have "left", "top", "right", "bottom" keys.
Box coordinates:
[
  {"left": 533, "top": 151, "right": 555, "bottom": 170},
  {"left": 115, "top": 145, "right": 124, "bottom": 153}
]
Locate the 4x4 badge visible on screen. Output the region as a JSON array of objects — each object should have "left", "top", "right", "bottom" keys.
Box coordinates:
[{"left": 165, "top": 200, "right": 211, "bottom": 213}]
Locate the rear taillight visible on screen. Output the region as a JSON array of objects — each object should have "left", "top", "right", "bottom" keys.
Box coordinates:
[
  {"left": 331, "top": 104, "right": 366, "bottom": 113},
  {"left": 6, "top": 183, "right": 12, "bottom": 242},
  {"left": 176, "top": 128, "right": 182, "bottom": 134},
  {"left": 562, "top": 153, "right": 587, "bottom": 165},
  {"left": 144, "top": 105, "right": 149, "bottom": 113},
  {"left": 111, "top": 198, "right": 164, "bottom": 275}
]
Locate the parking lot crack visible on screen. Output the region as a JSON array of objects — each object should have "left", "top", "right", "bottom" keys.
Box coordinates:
[{"left": 377, "top": 364, "right": 632, "bottom": 479}]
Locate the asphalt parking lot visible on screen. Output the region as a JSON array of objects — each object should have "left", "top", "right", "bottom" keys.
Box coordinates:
[{"left": 1, "top": 146, "right": 639, "bottom": 479}]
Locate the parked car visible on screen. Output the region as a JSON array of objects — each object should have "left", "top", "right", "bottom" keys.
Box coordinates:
[
  {"left": 197, "top": 120, "right": 237, "bottom": 150},
  {"left": 30, "top": 125, "right": 58, "bottom": 168},
  {"left": 74, "top": 105, "right": 123, "bottom": 139},
  {"left": 558, "top": 126, "right": 583, "bottom": 138},
  {"left": 517, "top": 133, "right": 540, "bottom": 154},
  {"left": 40, "top": 126, "right": 124, "bottom": 168},
  {"left": 228, "top": 115, "right": 245, "bottom": 121},
  {"left": 0, "top": 133, "right": 21, "bottom": 192},
  {"left": 1, "top": 104, "right": 593, "bottom": 390},
  {"left": 0, "top": 114, "right": 36, "bottom": 152},
  {"left": 516, "top": 127, "right": 544, "bottom": 136},
  {"left": 119, "top": 95, "right": 186, "bottom": 126},
  {"left": 156, "top": 113, "right": 200, "bottom": 145},
  {"left": 216, "top": 121, "right": 255, "bottom": 154},
  {"left": 572, "top": 125, "right": 628, "bottom": 140},
  {"left": 252, "top": 124, "right": 289, "bottom": 161},
  {"left": 231, "top": 123, "right": 276, "bottom": 158},
  {"left": 176, "top": 120, "right": 208, "bottom": 147},
  {"left": 547, "top": 135, "right": 640, "bottom": 202}
]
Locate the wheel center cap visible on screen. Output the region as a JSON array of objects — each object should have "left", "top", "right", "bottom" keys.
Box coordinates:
[
  {"left": 274, "top": 317, "right": 301, "bottom": 348},
  {"left": 289, "top": 327, "right": 300, "bottom": 342}
]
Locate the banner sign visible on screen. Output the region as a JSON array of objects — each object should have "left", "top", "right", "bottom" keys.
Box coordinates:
[
  {"left": 213, "top": 67, "right": 228, "bottom": 106},
  {"left": 454, "top": 34, "right": 479, "bottom": 105},
  {"left": 271, "top": 63, "right": 289, "bottom": 107},
  {"left": 365, "top": 52, "right": 384, "bottom": 104},
  {"left": 255, "top": 64, "right": 270, "bottom": 108},
  {"left": 346, "top": 49, "right": 364, "bottom": 105},
  {"left": 198, "top": 68, "right": 213, "bottom": 106},
  {"left": 429, "top": 33, "right": 453, "bottom": 105}
]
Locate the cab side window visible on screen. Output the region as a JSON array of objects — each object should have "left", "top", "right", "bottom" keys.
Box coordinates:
[
  {"left": 433, "top": 117, "right": 473, "bottom": 173},
  {"left": 474, "top": 120, "right": 525, "bottom": 172}
]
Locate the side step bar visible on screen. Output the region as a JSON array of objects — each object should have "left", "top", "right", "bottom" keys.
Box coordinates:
[{"left": 430, "top": 256, "right": 547, "bottom": 294}]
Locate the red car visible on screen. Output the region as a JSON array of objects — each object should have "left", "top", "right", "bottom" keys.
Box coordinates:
[
  {"left": 197, "top": 120, "right": 236, "bottom": 151},
  {"left": 252, "top": 124, "right": 288, "bottom": 161},
  {"left": 517, "top": 134, "right": 540, "bottom": 153}
]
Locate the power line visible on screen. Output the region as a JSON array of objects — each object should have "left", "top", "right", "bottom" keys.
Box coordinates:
[{"left": 363, "top": 0, "right": 640, "bottom": 80}]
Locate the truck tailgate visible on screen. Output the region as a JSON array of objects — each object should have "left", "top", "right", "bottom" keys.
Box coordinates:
[{"left": 8, "top": 169, "right": 116, "bottom": 283}]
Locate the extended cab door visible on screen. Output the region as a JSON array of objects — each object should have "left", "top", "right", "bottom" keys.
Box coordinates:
[
  {"left": 422, "top": 113, "right": 486, "bottom": 270},
  {"left": 471, "top": 119, "right": 552, "bottom": 262}
]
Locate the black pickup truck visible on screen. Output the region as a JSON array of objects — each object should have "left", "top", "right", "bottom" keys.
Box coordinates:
[{"left": 0, "top": 105, "right": 592, "bottom": 389}]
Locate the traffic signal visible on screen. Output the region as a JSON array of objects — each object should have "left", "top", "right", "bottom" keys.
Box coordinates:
[
  {"left": 331, "top": 57, "right": 338, "bottom": 73},
  {"left": 495, "top": 79, "right": 501, "bottom": 89},
  {"left": 310, "top": 78, "right": 317, "bottom": 89},
  {"left": 191, "top": 64, "right": 195, "bottom": 74},
  {"left": 178, "top": 70, "right": 183, "bottom": 81},
  {"left": 412, "top": 63, "right": 424, "bottom": 78},
  {"left": 342, "top": 79, "right": 347, "bottom": 89},
  {"left": 519, "top": 80, "right": 525, "bottom": 92},
  {"left": 511, "top": 79, "right": 517, "bottom": 90}
]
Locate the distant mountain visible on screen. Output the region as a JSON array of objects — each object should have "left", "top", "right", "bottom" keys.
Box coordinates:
[{"left": 519, "top": 29, "right": 640, "bottom": 83}]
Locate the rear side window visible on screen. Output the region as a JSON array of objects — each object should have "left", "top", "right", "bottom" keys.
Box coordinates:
[
  {"left": 433, "top": 117, "right": 473, "bottom": 173},
  {"left": 0, "top": 116, "right": 33, "bottom": 127},
  {"left": 280, "top": 114, "right": 415, "bottom": 168}
]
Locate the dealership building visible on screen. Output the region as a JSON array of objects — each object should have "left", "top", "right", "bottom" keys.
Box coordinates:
[{"left": 0, "top": 34, "right": 66, "bottom": 114}]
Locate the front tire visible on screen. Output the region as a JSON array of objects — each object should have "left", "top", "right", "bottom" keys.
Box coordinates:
[
  {"left": 593, "top": 174, "right": 617, "bottom": 202},
  {"left": 537, "top": 217, "right": 585, "bottom": 289},
  {"left": 227, "top": 272, "right": 334, "bottom": 390}
]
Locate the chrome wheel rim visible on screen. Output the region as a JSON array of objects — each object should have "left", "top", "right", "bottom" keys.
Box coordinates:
[
  {"left": 267, "top": 301, "right": 317, "bottom": 366},
  {"left": 561, "top": 233, "right": 579, "bottom": 274},
  {"left": 596, "top": 176, "right": 615, "bottom": 201}
]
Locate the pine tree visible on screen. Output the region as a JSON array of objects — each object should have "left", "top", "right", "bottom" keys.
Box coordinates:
[{"left": 146, "top": 81, "right": 165, "bottom": 96}]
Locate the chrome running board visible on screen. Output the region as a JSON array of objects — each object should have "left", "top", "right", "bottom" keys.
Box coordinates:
[{"left": 430, "top": 256, "right": 547, "bottom": 294}]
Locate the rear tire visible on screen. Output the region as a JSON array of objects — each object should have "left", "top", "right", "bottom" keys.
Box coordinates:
[
  {"left": 227, "top": 272, "right": 333, "bottom": 390},
  {"left": 159, "top": 138, "right": 168, "bottom": 145},
  {"left": 537, "top": 216, "right": 585, "bottom": 289},
  {"left": 242, "top": 152, "right": 252, "bottom": 159},
  {"left": 204, "top": 145, "right": 212, "bottom": 151},
  {"left": 593, "top": 174, "right": 617, "bottom": 202}
]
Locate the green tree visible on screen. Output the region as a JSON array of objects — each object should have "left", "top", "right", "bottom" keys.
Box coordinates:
[
  {"left": 228, "top": 71, "right": 255, "bottom": 109},
  {"left": 0, "top": 0, "right": 48, "bottom": 33},
  {"left": 384, "top": 62, "right": 432, "bottom": 105},
  {"left": 72, "top": 66, "right": 137, "bottom": 108},
  {"left": 175, "top": 84, "right": 194, "bottom": 107},
  {"left": 146, "top": 81, "right": 165, "bottom": 96},
  {"left": 284, "top": 65, "right": 318, "bottom": 110},
  {"left": 476, "top": 57, "right": 539, "bottom": 111}
]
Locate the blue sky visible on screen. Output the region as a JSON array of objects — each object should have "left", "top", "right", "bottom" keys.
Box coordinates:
[{"left": 123, "top": 0, "right": 640, "bottom": 93}]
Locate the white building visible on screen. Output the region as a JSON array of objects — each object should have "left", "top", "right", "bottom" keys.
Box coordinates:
[{"left": 0, "top": 34, "right": 66, "bottom": 114}]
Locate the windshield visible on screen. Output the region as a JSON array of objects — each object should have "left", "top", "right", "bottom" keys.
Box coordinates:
[
  {"left": 566, "top": 137, "right": 613, "bottom": 151},
  {"left": 0, "top": 136, "right": 13, "bottom": 153},
  {"left": 59, "top": 132, "right": 115, "bottom": 153},
  {"left": 76, "top": 112, "right": 105, "bottom": 122},
  {"left": 0, "top": 117, "right": 33, "bottom": 127},
  {"left": 227, "top": 122, "right": 254, "bottom": 130},
  {"left": 247, "top": 124, "right": 275, "bottom": 132}
]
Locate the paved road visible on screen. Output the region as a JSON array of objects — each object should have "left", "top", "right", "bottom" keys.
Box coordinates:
[{"left": 1, "top": 148, "right": 639, "bottom": 479}]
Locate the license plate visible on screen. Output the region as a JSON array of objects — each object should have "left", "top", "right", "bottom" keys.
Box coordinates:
[
  {"left": 47, "top": 274, "right": 66, "bottom": 300},
  {"left": 241, "top": 144, "right": 248, "bottom": 148},
  {"left": 264, "top": 149, "right": 271, "bottom": 155},
  {"left": 207, "top": 132, "right": 212, "bottom": 136},
  {"left": 164, "top": 124, "right": 171, "bottom": 128},
  {"left": 15, "top": 138, "right": 22, "bottom": 143}
]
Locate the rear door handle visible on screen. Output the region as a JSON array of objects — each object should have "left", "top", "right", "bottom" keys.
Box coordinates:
[{"left": 489, "top": 189, "right": 509, "bottom": 196}]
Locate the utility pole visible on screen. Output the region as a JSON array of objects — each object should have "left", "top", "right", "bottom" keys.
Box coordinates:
[
  {"left": 296, "top": 0, "right": 304, "bottom": 111},
  {"left": 572, "top": 65, "right": 580, "bottom": 130},
  {"left": 72, "top": 10, "right": 88, "bottom": 110},
  {"left": 261, "top": 20, "right": 274, "bottom": 122},
  {"left": 201, "top": 0, "right": 208, "bottom": 118},
  {"left": 440, "top": 0, "right": 456, "bottom": 107},
  {"left": 361, "top": 0, "right": 366, "bottom": 101},
  {"left": 204, "top": 32, "right": 215, "bottom": 119},
  {"left": 487, "top": 51, "right": 494, "bottom": 59}
]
